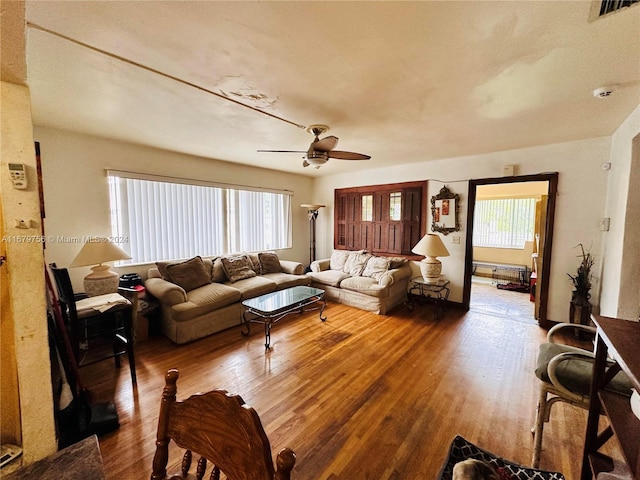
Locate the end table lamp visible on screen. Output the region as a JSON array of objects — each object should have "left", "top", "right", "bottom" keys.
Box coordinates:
[
  {"left": 69, "top": 238, "right": 132, "bottom": 296},
  {"left": 412, "top": 233, "right": 449, "bottom": 284}
]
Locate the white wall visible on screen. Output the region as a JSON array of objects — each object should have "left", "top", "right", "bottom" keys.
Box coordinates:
[
  {"left": 314, "top": 136, "right": 614, "bottom": 323},
  {"left": 601, "top": 105, "right": 640, "bottom": 320},
  {"left": 34, "top": 127, "right": 314, "bottom": 290}
]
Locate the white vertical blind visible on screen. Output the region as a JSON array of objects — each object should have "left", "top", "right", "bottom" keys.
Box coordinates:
[
  {"left": 108, "top": 172, "right": 292, "bottom": 263},
  {"left": 473, "top": 197, "right": 536, "bottom": 249}
]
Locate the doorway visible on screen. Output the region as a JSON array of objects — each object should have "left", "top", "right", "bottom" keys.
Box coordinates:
[{"left": 463, "top": 173, "right": 558, "bottom": 329}]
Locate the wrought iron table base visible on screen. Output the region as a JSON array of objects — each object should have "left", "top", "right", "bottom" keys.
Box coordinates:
[{"left": 242, "top": 295, "right": 327, "bottom": 349}]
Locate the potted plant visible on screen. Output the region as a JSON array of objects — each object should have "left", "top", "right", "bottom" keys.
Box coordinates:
[{"left": 568, "top": 243, "right": 594, "bottom": 326}]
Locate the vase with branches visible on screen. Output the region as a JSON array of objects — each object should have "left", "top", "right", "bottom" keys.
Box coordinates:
[{"left": 568, "top": 243, "right": 594, "bottom": 326}]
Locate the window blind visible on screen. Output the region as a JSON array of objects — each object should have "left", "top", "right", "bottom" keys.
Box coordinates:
[
  {"left": 108, "top": 171, "right": 292, "bottom": 264},
  {"left": 473, "top": 197, "right": 536, "bottom": 249}
]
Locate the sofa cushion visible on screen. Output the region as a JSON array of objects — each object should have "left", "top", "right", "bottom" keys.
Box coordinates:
[
  {"left": 171, "top": 282, "right": 242, "bottom": 322},
  {"left": 156, "top": 260, "right": 176, "bottom": 282},
  {"left": 386, "top": 256, "right": 409, "bottom": 269},
  {"left": 226, "top": 275, "right": 277, "bottom": 299},
  {"left": 166, "top": 256, "right": 211, "bottom": 292},
  {"left": 263, "top": 272, "right": 311, "bottom": 289},
  {"left": 330, "top": 250, "right": 351, "bottom": 270},
  {"left": 306, "top": 269, "right": 351, "bottom": 287},
  {"left": 259, "top": 252, "right": 282, "bottom": 274},
  {"left": 221, "top": 255, "right": 257, "bottom": 282},
  {"left": 211, "top": 257, "right": 227, "bottom": 282},
  {"left": 246, "top": 253, "right": 261, "bottom": 273},
  {"left": 343, "top": 252, "right": 372, "bottom": 276},
  {"left": 339, "top": 276, "right": 387, "bottom": 298},
  {"left": 362, "top": 256, "right": 391, "bottom": 280}
]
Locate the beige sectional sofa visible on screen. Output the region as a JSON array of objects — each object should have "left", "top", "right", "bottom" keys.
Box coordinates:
[
  {"left": 145, "top": 252, "right": 310, "bottom": 344},
  {"left": 306, "top": 250, "right": 412, "bottom": 314}
]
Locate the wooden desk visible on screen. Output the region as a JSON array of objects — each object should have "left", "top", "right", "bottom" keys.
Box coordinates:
[{"left": 2, "top": 435, "right": 105, "bottom": 480}]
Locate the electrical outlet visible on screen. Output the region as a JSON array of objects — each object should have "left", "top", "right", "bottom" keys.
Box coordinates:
[{"left": 451, "top": 236, "right": 460, "bottom": 244}]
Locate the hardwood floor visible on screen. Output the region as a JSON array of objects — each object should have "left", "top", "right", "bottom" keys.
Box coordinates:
[{"left": 81, "top": 300, "right": 613, "bottom": 479}]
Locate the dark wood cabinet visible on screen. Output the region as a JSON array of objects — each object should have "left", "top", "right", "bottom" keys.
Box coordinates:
[
  {"left": 334, "top": 181, "right": 426, "bottom": 256},
  {"left": 581, "top": 315, "right": 640, "bottom": 480}
]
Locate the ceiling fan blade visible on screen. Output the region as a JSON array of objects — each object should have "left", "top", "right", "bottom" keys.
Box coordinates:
[
  {"left": 257, "top": 149, "right": 307, "bottom": 153},
  {"left": 328, "top": 150, "right": 371, "bottom": 160},
  {"left": 312, "top": 135, "right": 339, "bottom": 152}
]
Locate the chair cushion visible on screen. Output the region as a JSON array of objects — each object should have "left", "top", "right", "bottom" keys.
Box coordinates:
[
  {"left": 76, "top": 293, "right": 131, "bottom": 318},
  {"left": 438, "top": 435, "right": 565, "bottom": 480},
  {"left": 166, "top": 256, "right": 212, "bottom": 292},
  {"left": 221, "top": 255, "right": 257, "bottom": 283},
  {"left": 535, "top": 342, "right": 631, "bottom": 396}
]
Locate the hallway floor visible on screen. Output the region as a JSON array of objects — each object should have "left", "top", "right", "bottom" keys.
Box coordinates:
[{"left": 470, "top": 276, "right": 536, "bottom": 324}]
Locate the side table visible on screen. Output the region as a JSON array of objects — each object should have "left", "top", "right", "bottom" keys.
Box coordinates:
[
  {"left": 407, "top": 277, "right": 450, "bottom": 319},
  {"left": 136, "top": 295, "right": 160, "bottom": 342}
]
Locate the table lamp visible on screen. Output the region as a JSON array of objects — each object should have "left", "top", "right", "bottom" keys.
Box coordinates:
[
  {"left": 69, "top": 238, "right": 132, "bottom": 296},
  {"left": 412, "top": 233, "right": 449, "bottom": 284}
]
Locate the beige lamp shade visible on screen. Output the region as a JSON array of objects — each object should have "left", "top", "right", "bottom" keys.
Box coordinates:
[
  {"left": 412, "top": 234, "right": 450, "bottom": 284},
  {"left": 70, "top": 238, "right": 132, "bottom": 296}
]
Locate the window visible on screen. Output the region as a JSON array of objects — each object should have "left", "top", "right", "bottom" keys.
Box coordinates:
[
  {"left": 389, "top": 192, "right": 402, "bottom": 221},
  {"left": 362, "top": 195, "right": 373, "bottom": 221},
  {"left": 473, "top": 197, "right": 536, "bottom": 249},
  {"left": 108, "top": 171, "right": 292, "bottom": 264}
]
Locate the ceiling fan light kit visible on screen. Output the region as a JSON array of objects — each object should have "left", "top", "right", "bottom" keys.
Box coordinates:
[{"left": 259, "top": 124, "right": 370, "bottom": 169}]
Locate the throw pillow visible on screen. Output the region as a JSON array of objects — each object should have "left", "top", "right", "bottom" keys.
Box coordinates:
[
  {"left": 330, "top": 250, "right": 350, "bottom": 270},
  {"left": 386, "top": 256, "right": 408, "bottom": 269},
  {"left": 330, "top": 249, "right": 366, "bottom": 270},
  {"left": 221, "top": 255, "right": 257, "bottom": 283},
  {"left": 362, "top": 256, "right": 391, "bottom": 281},
  {"left": 211, "top": 257, "right": 227, "bottom": 283},
  {"left": 155, "top": 261, "right": 175, "bottom": 282},
  {"left": 342, "top": 252, "right": 371, "bottom": 276},
  {"left": 165, "top": 256, "right": 211, "bottom": 292},
  {"left": 258, "top": 252, "right": 282, "bottom": 274}
]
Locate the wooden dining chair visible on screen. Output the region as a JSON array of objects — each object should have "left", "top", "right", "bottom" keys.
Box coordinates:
[{"left": 150, "top": 369, "right": 296, "bottom": 480}]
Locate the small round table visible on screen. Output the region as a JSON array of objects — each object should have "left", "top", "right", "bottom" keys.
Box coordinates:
[{"left": 408, "top": 277, "right": 450, "bottom": 319}]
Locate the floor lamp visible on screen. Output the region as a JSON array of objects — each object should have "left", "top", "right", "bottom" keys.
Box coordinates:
[{"left": 301, "top": 204, "right": 325, "bottom": 267}]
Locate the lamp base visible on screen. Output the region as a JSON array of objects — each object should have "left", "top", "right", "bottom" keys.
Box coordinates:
[
  {"left": 420, "top": 257, "right": 442, "bottom": 284},
  {"left": 84, "top": 265, "right": 119, "bottom": 297}
]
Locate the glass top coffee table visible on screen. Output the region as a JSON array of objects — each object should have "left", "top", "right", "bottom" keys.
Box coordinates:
[{"left": 241, "top": 286, "right": 327, "bottom": 349}]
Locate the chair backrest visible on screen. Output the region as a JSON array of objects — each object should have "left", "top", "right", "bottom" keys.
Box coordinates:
[
  {"left": 49, "top": 264, "right": 80, "bottom": 323},
  {"left": 151, "top": 369, "right": 296, "bottom": 480}
]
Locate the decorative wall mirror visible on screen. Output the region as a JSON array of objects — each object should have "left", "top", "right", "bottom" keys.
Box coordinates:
[{"left": 431, "top": 186, "right": 460, "bottom": 235}]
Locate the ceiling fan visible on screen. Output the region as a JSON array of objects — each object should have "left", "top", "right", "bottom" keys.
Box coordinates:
[{"left": 258, "top": 124, "right": 371, "bottom": 169}]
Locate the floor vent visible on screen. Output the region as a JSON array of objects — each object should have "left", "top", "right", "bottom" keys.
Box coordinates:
[{"left": 599, "top": 0, "right": 639, "bottom": 16}]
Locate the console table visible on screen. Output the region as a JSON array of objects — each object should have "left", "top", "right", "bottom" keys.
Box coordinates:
[
  {"left": 3, "top": 435, "right": 105, "bottom": 479},
  {"left": 581, "top": 315, "right": 639, "bottom": 480}
]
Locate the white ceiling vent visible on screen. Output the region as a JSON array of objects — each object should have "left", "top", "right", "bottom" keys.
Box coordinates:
[{"left": 599, "top": 0, "right": 639, "bottom": 16}]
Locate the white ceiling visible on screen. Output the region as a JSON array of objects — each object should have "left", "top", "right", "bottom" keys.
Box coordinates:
[{"left": 24, "top": 1, "right": 640, "bottom": 177}]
